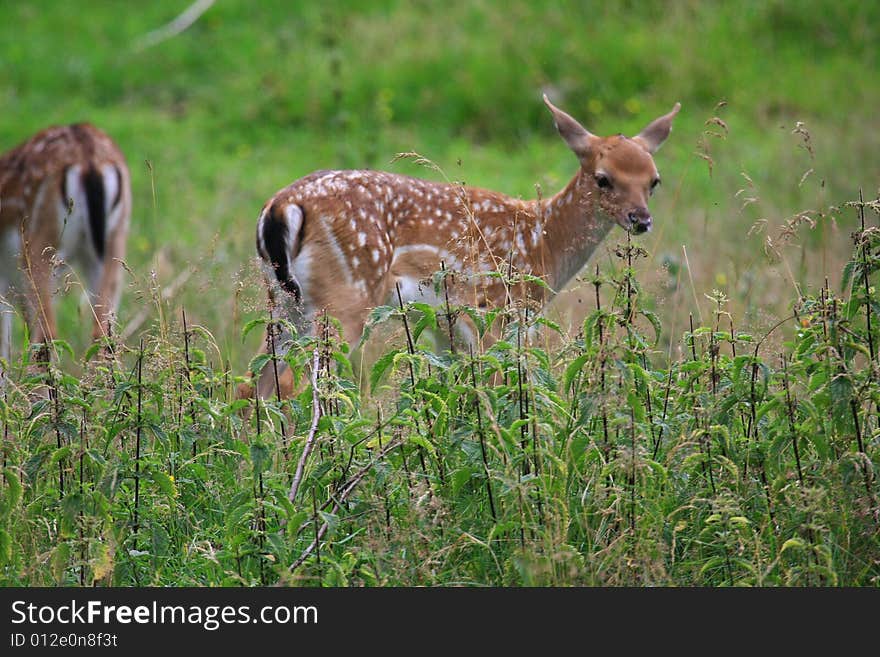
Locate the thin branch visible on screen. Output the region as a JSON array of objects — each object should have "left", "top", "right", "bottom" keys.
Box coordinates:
[
  {"left": 133, "top": 0, "right": 215, "bottom": 52},
  {"left": 288, "top": 349, "right": 322, "bottom": 506},
  {"left": 289, "top": 437, "right": 403, "bottom": 572}
]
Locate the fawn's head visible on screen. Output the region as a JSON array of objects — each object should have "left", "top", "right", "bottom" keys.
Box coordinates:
[{"left": 544, "top": 95, "right": 680, "bottom": 234}]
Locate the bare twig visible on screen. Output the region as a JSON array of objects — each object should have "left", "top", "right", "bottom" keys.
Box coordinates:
[
  {"left": 289, "top": 436, "right": 404, "bottom": 572},
  {"left": 288, "top": 349, "right": 322, "bottom": 506},
  {"left": 133, "top": 0, "right": 215, "bottom": 52}
]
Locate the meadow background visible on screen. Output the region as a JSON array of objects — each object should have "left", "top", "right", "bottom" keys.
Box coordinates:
[{"left": 0, "top": 0, "right": 878, "bottom": 586}]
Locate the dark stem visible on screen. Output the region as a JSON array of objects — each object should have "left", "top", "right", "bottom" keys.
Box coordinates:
[
  {"left": 470, "top": 347, "right": 497, "bottom": 522},
  {"left": 704, "top": 420, "right": 716, "bottom": 496},
  {"left": 52, "top": 370, "right": 64, "bottom": 498},
  {"left": 377, "top": 410, "right": 392, "bottom": 535},
  {"left": 394, "top": 282, "right": 435, "bottom": 487},
  {"left": 641, "top": 352, "right": 657, "bottom": 454},
  {"left": 850, "top": 398, "right": 873, "bottom": 499},
  {"left": 516, "top": 312, "right": 529, "bottom": 476},
  {"left": 652, "top": 366, "right": 673, "bottom": 461},
  {"left": 134, "top": 339, "right": 144, "bottom": 539},
  {"left": 267, "top": 306, "right": 283, "bottom": 404},
  {"left": 858, "top": 188, "right": 876, "bottom": 363},
  {"left": 781, "top": 353, "right": 804, "bottom": 485},
  {"left": 182, "top": 308, "right": 196, "bottom": 456},
  {"left": 629, "top": 407, "right": 636, "bottom": 534},
  {"left": 440, "top": 261, "right": 456, "bottom": 354},
  {"left": 625, "top": 230, "right": 633, "bottom": 324},
  {"left": 79, "top": 408, "right": 86, "bottom": 586},
  {"left": 595, "top": 265, "right": 610, "bottom": 455}
]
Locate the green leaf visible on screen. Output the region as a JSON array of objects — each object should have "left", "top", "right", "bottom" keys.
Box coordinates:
[
  {"left": 57, "top": 495, "right": 84, "bottom": 539},
  {"left": 534, "top": 317, "right": 562, "bottom": 335},
  {"left": 423, "top": 350, "right": 450, "bottom": 369},
  {"left": 286, "top": 511, "right": 310, "bottom": 538},
  {"left": 518, "top": 273, "right": 550, "bottom": 290},
  {"left": 363, "top": 305, "right": 397, "bottom": 344},
  {"left": 2, "top": 468, "right": 22, "bottom": 510},
  {"left": 52, "top": 541, "right": 71, "bottom": 584},
  {"left": 84, "top": 341, "right": 103, "bottom": 362},
  {"left": 370, "top": 348, "right": 402, "bottom": 392},
  {"left": 318, "top": 510, "right": 340, "bottom": 537},
  {"left": 459, "top": 307, "right": 486, "bottom": 336},
  {"left": 781, "top": 537, "right": 805, "bottom": 554},
  {"left": 563, "top": 353, "right": 590, "bottom": 392},
  {"left": 149, "top": 469, "right": 178, "bottom": 499},
  {"left": 50, "top": 339, "right": 75, "bottom": 360},
  {"left": 50, "top": 445, "right": 73, "bottom": 467},
  {"left": 698, "top": 556, "right": 726, "bottom": 578},
  {"left": 247, "top": 353, "right": 272, "bottom": 376},
  {"left": 225, "top": 500, "right": 254, "bottom": 534},
  {"left": 407, "top": 433, "right": 437, "bottom": 456},
  {"left": 0, "top": 528, "right": 12, "bottom": 564},
  {"left": 829, "top": 374, "right": 852, "bottom": 430},
  {"left": 638, "top": 309, "right": 663, "bottom": 345},
  {"left": 241, "top": 317, "right": 269, "bottom": 340},
  {"left": 451, "top": 466, "right": 476, "bottom": 497},
  {"left": 250, "top": 441, "right": 272, "bottom": 473},
  {"left": 627, "top": 391, "right": 646, "bottom": 423},
  {"left": 841, "top": 260, "right": 856, "bottom": 292},
  {"left": 410, "top": 302, "right": 437, "bottom": 319},
  {"left": 412, "top": 309, "right": 436, "bottom": 344},
  {"left": 225, "top": 398, "right": 252, "bottom": 414}
]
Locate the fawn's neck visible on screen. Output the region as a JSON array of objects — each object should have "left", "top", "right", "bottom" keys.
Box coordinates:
[{"left": 534, "top": 168, "right": 615, "bottom": 292}]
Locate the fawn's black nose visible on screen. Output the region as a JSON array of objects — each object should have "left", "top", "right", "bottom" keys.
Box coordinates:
[{"left": 628, "top": 210, "right": 652, "bottom": 234}]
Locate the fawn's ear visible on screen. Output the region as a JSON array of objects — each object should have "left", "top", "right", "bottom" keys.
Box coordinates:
[
  {"left": 633, "top": 102, "right": 681, "bottom": 154},
  {"left": 544, "top": 94, "right": 596, "bottom": 161}
]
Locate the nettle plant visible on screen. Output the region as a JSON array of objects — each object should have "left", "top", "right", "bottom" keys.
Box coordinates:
[{"left": 0, "top": 195, "right": 878, "bottom": 586}]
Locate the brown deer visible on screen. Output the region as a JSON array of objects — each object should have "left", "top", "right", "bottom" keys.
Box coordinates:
[
  {"left": 247, "top": 96, "right": 679, "bottom": 398},
  {"left": 0, "top": 123, "right": 132, "bottom": 371}
]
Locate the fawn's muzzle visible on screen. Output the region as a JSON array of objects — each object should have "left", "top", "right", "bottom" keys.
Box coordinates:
[{"left": 628, "top": 210, "right": 653, "bottom": 234}]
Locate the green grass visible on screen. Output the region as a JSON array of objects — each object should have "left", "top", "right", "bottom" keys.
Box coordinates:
[
  {"left": 0, "top": 0, "right": 879, "bottom": 586},
  {"left": 1, "top": 218, "right": 878, "bottom": 585}
]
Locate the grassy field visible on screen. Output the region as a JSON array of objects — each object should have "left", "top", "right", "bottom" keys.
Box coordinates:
[{"left": 0, "top": 1, "right": 878, "bottom": 585}]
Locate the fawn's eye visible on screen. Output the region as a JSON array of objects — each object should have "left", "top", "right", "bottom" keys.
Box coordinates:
[
  {"left": 595, "top": 173, "right": 612, "bottom": 189},
  {"left": 650, "top": 178, "right": 661, "bottom": 194}
]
